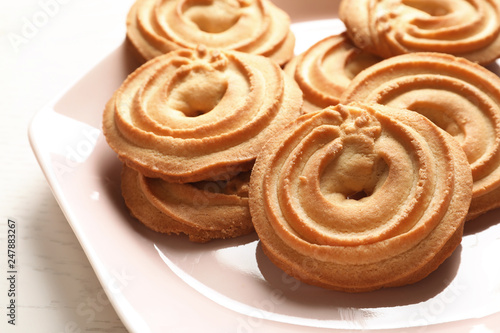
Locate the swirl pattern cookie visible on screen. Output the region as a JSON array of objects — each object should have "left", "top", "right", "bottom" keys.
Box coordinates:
[
  {"left": 339, "top": 0, "right": 500, "bottom": 64},
  {"left": 126, "top": 0, "right": 295, "bottom": 66},
  {"left": 284, "top": 33, "right": 380, "bottom": 113},
  {"left": 249, "top": 103, "right": 472, "bottom": 292},
  {"left": 122, "top": 165, "right": 253, "bottom": 242},
  {"left": 342, "top": 52, "right": 500, "bottom": 220},
  {"left": 103, "top": 46, "right": 303, "bottom": 183}
]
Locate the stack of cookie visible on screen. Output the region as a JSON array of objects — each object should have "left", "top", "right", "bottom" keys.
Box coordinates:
[
  {"left": 102, "top": 44, "right": 303, "bottom": 242},
  {"left": 102, "top": 0, "right": 500, "bottom": 292}
]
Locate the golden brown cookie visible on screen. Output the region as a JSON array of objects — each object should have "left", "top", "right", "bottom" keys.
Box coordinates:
[
  {"left": 284, "top": 33, "right": 380, "bottom": 113},
  {"left": 126, "top": 0, "right": 295, "bottom": 66},
  {"left": 121, "top": 164, "right": 253, "bottom": 242},
  {"left": 249, "top": 103, "right": 472, "bottom": 292},
  {"left": 339, "top": 0, "right": 500, "bottom": 64},
  {"left": 342, "top": 52, "right": 500, "bottom": 220},
  {"left": 103, "top": 46, "right": 303, "bottom": 183}
]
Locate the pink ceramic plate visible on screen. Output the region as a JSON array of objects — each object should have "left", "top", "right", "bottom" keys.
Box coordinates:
[{"left": 29, "top": 1, "right": 500, "bottom": 332}]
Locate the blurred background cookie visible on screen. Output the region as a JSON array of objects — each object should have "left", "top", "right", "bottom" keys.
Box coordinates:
[
  {"left": 284, "top": 33, "right": 380, "bottom": 113},
  {"left": 126, "top": 0, "right": 295, "bottom": 66},
  {"left": 339, "top": 0, "right": 500, "bottom": 64}
]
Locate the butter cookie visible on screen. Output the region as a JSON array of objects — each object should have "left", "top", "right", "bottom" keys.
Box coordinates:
[
  {"left": 127, "top": 0, "right": 295, "bottom": 66},
  {"left": 339, "top": 0, "right": 500, "bottom": 64},
  {"left": 249, "top": 103, "right": 472, "bottom": 292},
  {"left": 342, "top": 52, "right": 500, "bottom": 220},
  {"left": 284, "top": 33, "right": 380, "bottom": 113},
  {"left": 103, "top": 46, "right": 302, "bottom": 183},
  {"left": 122, "top": 165, "right": 253, "bottom": 242}
]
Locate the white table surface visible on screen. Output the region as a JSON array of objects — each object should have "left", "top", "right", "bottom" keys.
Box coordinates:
[{"left": 1, "top": 0, "right": 134, "bottom": 331}]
